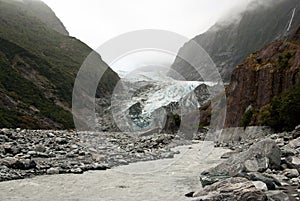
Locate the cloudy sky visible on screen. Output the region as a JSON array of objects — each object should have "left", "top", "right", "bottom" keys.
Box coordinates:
[
  {"left": 41, "top": 0, "right": 254, "bottom": 75},
  {"left": 42, "top": 0, "right": 251, "bottom": 49}
]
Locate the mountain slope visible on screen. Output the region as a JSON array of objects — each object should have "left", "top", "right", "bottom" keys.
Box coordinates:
[
  {"left": 170, "top": 0, "right": 300, "bottom": 82},
  {"left": 225, "top": 25, "right": 300, "bottom": 131},
  {"left": 0, "top": 0, "right": 119, "bottom": 129}
]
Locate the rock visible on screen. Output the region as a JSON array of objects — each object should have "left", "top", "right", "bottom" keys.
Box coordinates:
[
  {"left": 220, "top": 150, "right": 240, "bottom": 159},
  {"left": 70, "top": 168, "right": 83, "bottom": 174},
  {"left": 46, "top": 167, "right": 60, "bottom": 175},
  {"left": 34, "top": 144, "right": 46, "bottom": 153},
  {"left": 266, "top": 173, "right": 289, "bottom": 187},
  {"left": 252, "top": 181, "right": 268, "bottom": 191},
  {"left": 281, "top": 145, "right": 297, "bottom": 157},
  {"left": 3, "top": 144, "right": 21, "bottom": 155},
  {"left": 266, "top": 190, "right": 290, "bottom": 201},
  {"left": 199, "top": 173, "right": 230, "bottom": 187},
  {"left": 290, "top": 177, "right": 300, "bottom": 186},
  {"left": 193, "top": 177, "right": 268, "bottom": 201},
  {"left": 0, "top": 157, "right": 35, "bottom": 169},
  {"left": 292, "top": 125, "right": 300, "bottom": 139},
  {"left": 118, "top": 159, "right": 128, "bottom": 165},
  {"left": 247, "top": 172, "right": 278, "bottom": 190},
  {"left": 27, "top": 151, "right": 37, "bottom": 156},
  {"left": 244, "top": 157, "right": 269, "bottom": 172},
  {"left": 289, "top": 137, "right": 300, "bottom": 149},
  {"left": 0, "top": 157, "right": 18, "bottom": 168},
  {"left": 203, "top": 140, "right": 281, "bottom": 176},
  {"left": 55, "top": 137, "right": 68, "bottom": 144},
  {"left": 282, "top": 169, "right": 299, "bottom": 178},
  {"left": 160, "top": 152, "right": 174, "bottom": 159},
  {"left": 0, "top": 135, "right": 9, "bottom": 142}
]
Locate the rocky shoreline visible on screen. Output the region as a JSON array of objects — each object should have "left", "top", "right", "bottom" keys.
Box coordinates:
[
  {"left": 190, "top": 126, "right": 300, "bottom": 201},
  {"left": 0, "top": 129, "right": 190, "bottom": 182},
  {"left": 1, "top": 126, "right": 300, "bottom": 201}
]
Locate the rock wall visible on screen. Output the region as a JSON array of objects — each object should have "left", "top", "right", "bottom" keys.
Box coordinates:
[{"left": 225, "top": 34, "right": 300, "bottom": 127}]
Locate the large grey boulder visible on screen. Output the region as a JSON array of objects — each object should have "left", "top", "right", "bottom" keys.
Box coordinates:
[
  {"left": 202, "top": 139, "right": 281, "bottom": 177},
  {"left": 193, "top": 177, "right": 268, "bottom": 201}
]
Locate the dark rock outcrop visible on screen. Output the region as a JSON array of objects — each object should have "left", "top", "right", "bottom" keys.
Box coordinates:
[{"left": 225, "top": 31, "right": 300, "bottom": 128}]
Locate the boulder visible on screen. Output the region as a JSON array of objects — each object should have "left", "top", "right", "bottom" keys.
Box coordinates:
[
  {"left": 282, "top": 169, "right": 299, "bottom": 178},
  {"left": 193, "top": 177, "right": 268, "bottom": 201},
  {"left": 266, "top": 190, "right": 290, "bottom": 201},
  {"left": 46, "top": 167, "right": 60, "bottom": 175},
  {"left": 203, "top": 140, "right": 281, "bottom": 176},
  {"left": 252, "top": 181, "right": 268, "bottom": 191}
]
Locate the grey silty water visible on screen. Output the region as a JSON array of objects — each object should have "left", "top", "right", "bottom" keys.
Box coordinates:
[{"left": 0, "top": 141, "right": 229, "bottom": 201}]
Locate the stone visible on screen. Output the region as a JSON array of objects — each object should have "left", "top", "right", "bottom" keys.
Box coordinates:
[
  {"left": 199, "top": 173, "right": 230, "bottom": 187},
  {"left": 289, "top": 137, "right": 300, "bottom": 149},
  {"left": 292, "top": 125, "right": 300, "bottom": 139},
  {"left": 252, "top": 181, "right": 268, "bottom": 191},
  {"left": 70, "top": 168, "right": 83, "bottom": 174},
  {"left": 220, "top": 151, "right": 240, "bottom": 159},
  {"left": 46, "top": 167, "right": 59, "bottom": 175},
  {"left": 3, "top": 144, "right": 21, "bottom": 155},
  {"left": 203, "top": 140, "right": 281, "bottom": 176},
  {"left": 0, "top": 157, "right": 35, "bottom": 169},
  {"left": 266, "top": 190, "right": 290, "bottom": 201},
  {"left": 247, "top": 172, "right": 278, "bottom": 190},
  {"left": 281, "top": 146, "right": 297, "bottom": 157},
  {"left": 282, "top": 169, "right": 299, "bottom": 178},
  {"left": 244, "top": 157, "right": 269, "bottom": 172},
  {"left": 193, "top": 177, "right": 268, "bottom": 201},
  {"left": 55, "top": 137, "right": 68, "bottom": 144},
  {"left": 34, "top": 144, "right": 46, "bottom": 153},
  {"left": 160, "top": 152, "right": 174, "bottom": 159}
]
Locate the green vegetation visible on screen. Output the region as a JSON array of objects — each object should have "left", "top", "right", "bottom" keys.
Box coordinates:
[
  {"left": 241, "top": 109, "right": 254, "bottom": 129},
  {"left": 262, "top": 84, "right": 300, "bottom": 131},
  {"left": 278, "top": 52, "right": 292, "bottom": 69},
  {"left": 0, "top": 0, "right": 119, "bottom": 129}
]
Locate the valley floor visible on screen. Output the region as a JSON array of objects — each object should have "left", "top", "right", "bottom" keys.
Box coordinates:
[{"left": 0, "top": 142, "right": 228, "bottom": 201}]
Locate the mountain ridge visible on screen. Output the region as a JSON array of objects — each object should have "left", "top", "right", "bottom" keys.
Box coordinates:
[
  {"left": 170, "top": 0, "right": 300, "bottom": 82},
  {"left": 0, "top": 0, "right": 119, "bottom": 129}
]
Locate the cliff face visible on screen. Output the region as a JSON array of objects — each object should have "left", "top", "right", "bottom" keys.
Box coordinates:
[
  {"left": 0, "top": 0, "right": 119, "bottom": 129},
  {"left": 225, "top": 30, "right": 300, "bottom": 128},
  {"left": 170, "top": 0, "right": 300, "bottom": 82}
]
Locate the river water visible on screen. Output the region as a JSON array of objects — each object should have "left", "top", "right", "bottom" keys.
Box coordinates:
[{"left": 0, "top": 141, "right": 228, "bottom": 201}]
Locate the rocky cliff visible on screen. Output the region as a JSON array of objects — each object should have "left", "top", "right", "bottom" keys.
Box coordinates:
[
  {"left": 170, "top": 0, "right": 300, "bottom": 82},
  {"left": 0, "top": 0, "right": 119, "bottom": 129},
  {"left": 225, "top": 26, "right": 300, "bottom": 130}
]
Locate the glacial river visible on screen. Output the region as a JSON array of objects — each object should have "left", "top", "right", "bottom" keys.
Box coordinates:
[{"left": 0, "top": 141, "right": 228, "bottom": 201}]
